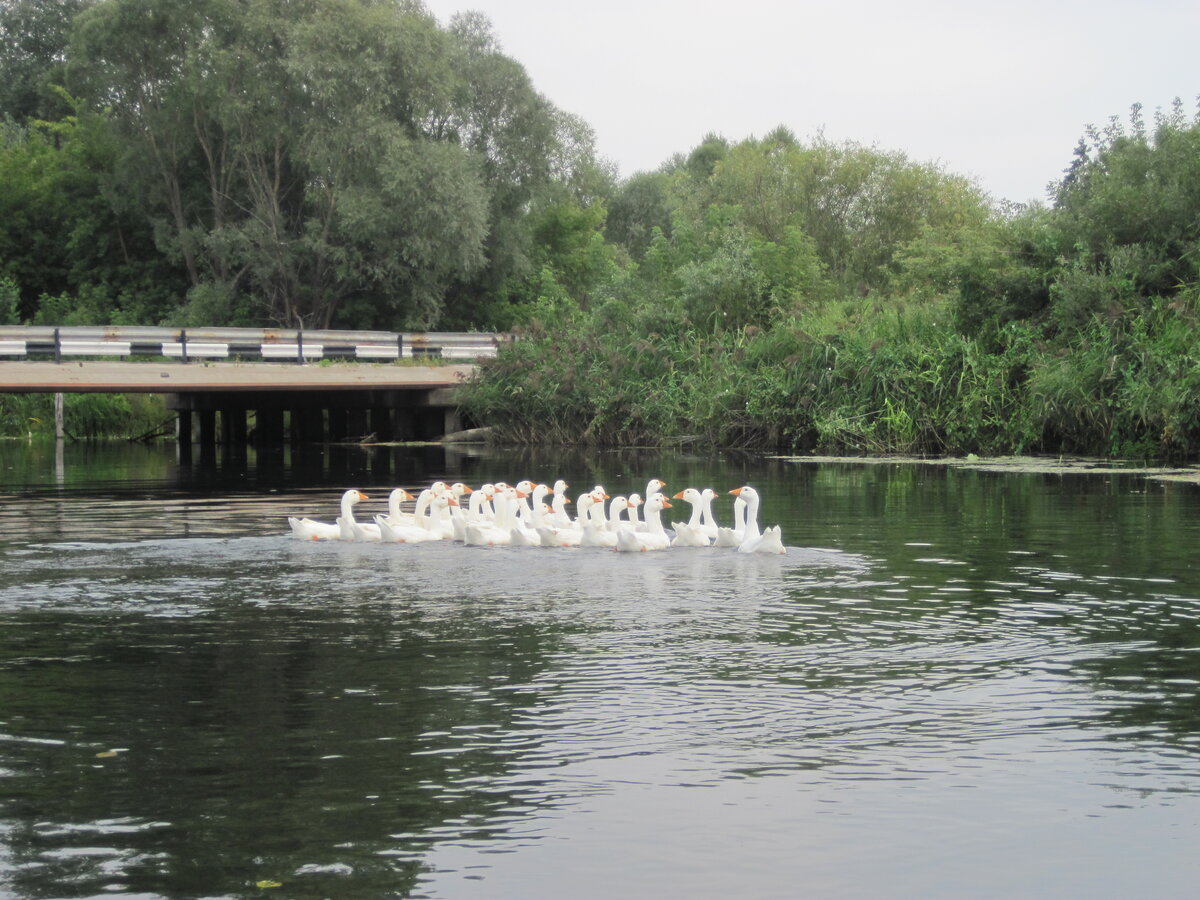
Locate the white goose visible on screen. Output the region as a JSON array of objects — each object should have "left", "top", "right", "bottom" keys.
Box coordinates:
[
  {"left": 512, "top": 480, "right": 538, "bottom": 524},
  {"left": 697, "top": 488, "right": 721, "bottom": 541},
  {"left": 670, "top": 488, "right": 711, "bottom": 547},
  {"left": 715, "top": 493, "right": 748, "bottom": 548},
  {"left": 509, "top": 483, "right": 547, "bottom": 546},
  {"left": 389, "top": 484, "right": 441, "bottom": 531},
  {"left": 730, "top": 485, "right": 786, "bottom": 555},
  {"left": 606, "top": 495, "right": 633, "bottom": 531},
  {"left": 447, "top": 482, "right": 474, "bottom": 517},
  {"left": 289, "top": 489, "right": 369, "bottom": 541},
  {"left": 615, "top": 493, "right": 673, "bottom": 552},
  {"left": 631, "top": 479, "right": 666, "bottom": 532},
  {"left": 378, "top": 494, "right": 452, "bottom": 543},
  {"left": 464, "top": 485, "right": 524, "bottom": 546},
  {"left": 452, "top": 483, "right": 495, "bottom": 541},
  {"left": 644, "top": 478, "right": 667, "bottom": 503},
  {"left": 353, "top": 488, "right": 415, "bottom": 541},
  {"left": 625, "top": 493, "right": 643, "bottom": 530},
  {"left": 536, "top": 490, "right": 595, "bottom": 547},
  {"left": 580, "top": 489, "right": 619, "bottom": 547},
  {"left": 426, "top": 486, "right": 460, "bottom": 539},
  {"left": 548, "top": 480, "right": 572, "bottom": 528}
]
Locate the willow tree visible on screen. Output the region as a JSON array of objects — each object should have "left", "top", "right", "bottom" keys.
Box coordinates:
[{"left": 65, "top": 0, "right": 581, "bottom": 329}]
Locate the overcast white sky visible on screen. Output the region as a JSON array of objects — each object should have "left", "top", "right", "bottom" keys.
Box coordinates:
[{"left": 421, "top": 0, "right": 1200, "bottom": 204}]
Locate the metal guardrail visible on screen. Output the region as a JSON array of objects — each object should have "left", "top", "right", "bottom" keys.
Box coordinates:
[{"left": 0, "top": 326, "right": 509, "bottom": 363}]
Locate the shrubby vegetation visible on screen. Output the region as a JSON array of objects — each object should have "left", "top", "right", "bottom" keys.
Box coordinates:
[
  {"left": 0, "top": 391, "right": 168, "bottom": 440},
  {"left": 462, "top": 103, "right": 1200, "bottom": 459},
  {"left": 3, "top": 1, "right": 1200, "bottom": 455}
]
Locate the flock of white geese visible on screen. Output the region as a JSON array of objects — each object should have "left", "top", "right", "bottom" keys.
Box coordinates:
[{"left": 288, "top": 478, "right": 786, "bottom": 554}]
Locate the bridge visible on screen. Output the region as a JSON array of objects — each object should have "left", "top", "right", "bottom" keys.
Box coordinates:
[{"left": 0, "top": 326, "right": 507, "bottom": 454}]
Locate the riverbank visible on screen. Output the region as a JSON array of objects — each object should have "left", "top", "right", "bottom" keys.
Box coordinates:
[
  {"left": 457, "top": 292, "right": 1200, "bottom": 461},
  {"left": 771, "top": 454, "right": 1200, "bottom": 483}
]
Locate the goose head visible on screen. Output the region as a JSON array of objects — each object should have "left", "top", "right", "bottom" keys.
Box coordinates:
[
  {"left": 340, "top": 489, "right": 369, "bottom": 514},
  {"left": 386, "top": 488, "right": 414, "bottom": 518},
  {"left": 729, "top": 485, "right": 760, "bottom": 504}
]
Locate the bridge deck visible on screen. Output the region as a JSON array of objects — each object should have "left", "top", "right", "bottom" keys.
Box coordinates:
[{"left": 0, "top": 361, "right": 476, "bottom": 394}]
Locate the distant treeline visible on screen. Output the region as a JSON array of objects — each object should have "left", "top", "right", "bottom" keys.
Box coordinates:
[{"left": 3, "top": 2, "right": 1200, "bottom": 455}]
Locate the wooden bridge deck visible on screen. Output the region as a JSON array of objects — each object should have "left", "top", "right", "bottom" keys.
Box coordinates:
[{"left": 0, "top": 360, "right": 476, "bottom": 394}]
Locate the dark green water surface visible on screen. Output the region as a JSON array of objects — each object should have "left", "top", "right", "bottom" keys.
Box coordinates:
[{"left": 1, "top": 442, "right": 1198, "bottom": 899}]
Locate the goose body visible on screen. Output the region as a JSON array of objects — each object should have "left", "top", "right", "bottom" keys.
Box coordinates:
[
  {"left": 289, "top": 489, "right": 369, "bottom": 541},
  {"left": 377, "top": 494, "right": 452, "bottom": 543},
  {"left": 670, "top": 488, "right": 711, "bottom": 547},
  {"left": 630, "top": 480, "right": 665, "bottom": 532},
  {"left": 579, "top": 490, "right": 620, "bottom": 547},
  {"left": 730, "top": 485, "right": 786, "bottom": 555},
  {"left": 352, "top": 488, "right": 415, "bottom": 541},
  {"left": 715, "top": 495, "right": 748, "bottom": 548},
  {"left": 464, "top": 485, "right": 523, "bottom": 546},
  {"left": 537, "top": 490, "right": 594, "bottom": 547},
  {"left": 548, "top": 480, "right": 572, "bottom": 527},
  {"left": 696, "top": 488, "right": 721, "bottom": 541},
  {"left": 615, "top": 493, "right": 673, "bottom": 552}
]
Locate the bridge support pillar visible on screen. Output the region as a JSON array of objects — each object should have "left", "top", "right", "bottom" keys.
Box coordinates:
[
  {"left": 230, "top": 409, "right": 248, "bottom": 446},
  {"left": 256, "top": 409, "right": 284, "bottom": 447},
  {"left": 176, "top": 409, "right": 192, "bottom": 443},
  {"left": 176, "top": 410, "right": 193, "bottom": 465},
  {"left": 220, "top": 408, "right": 245, "bottom": 446},
  {"left": 328, "top": 408, "right": 348, "bottom": 443},
  {"left": 291, "top": 407, "right": 324, "bottom": 444},
  {"left": 197, "top": 410, "right": 216, "bottom": 449}
]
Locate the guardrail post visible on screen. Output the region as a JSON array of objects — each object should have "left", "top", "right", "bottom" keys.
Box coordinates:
[
  {"left": 53, "top": 327, "right": 61, "bottom": 364},
  {"left": 297, "top": 329, "right": 304, "bottom": 365},
  {"left": 397, "top": 333, "right": 404, "bottom": 360},
  {"left": 180, "top": 328, "right": 189, "bottom": 364}
]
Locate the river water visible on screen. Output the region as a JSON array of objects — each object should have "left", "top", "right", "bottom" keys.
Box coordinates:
[{"left": 1, "top": 441, "right": 1198, "bottom": 899}]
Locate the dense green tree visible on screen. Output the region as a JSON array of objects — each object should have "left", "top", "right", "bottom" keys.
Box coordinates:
[
  {"left": 1053, "top": 99, "right": 1200, "bottom": 302},
  {"left": 0, "top": 0, "right": 93, "bottom": 123},
  {"left": 605, "top": 170, "right": 673, "bottom": 259},
  {"left": 703, "top": 131, "right": 991, "bottom": 294},
  {"left": 0, "top": 107, "right": 183, "bottom": 322},
  {"left": 435, "top": 11, "right": 606, "bottom": 328},
  {"left": 67, "top": 0, "right": 489, "bottom": 327},
  {"left": 29, "top": 0, "right": 589, "bottom": 329}
]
